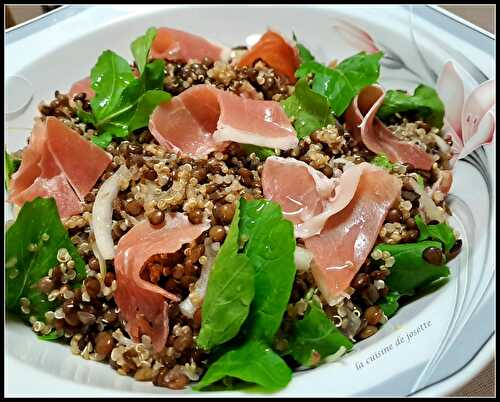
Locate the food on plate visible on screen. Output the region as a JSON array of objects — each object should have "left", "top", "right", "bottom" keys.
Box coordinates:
[{"left": 6, "top": 26, "right": 466, "bottom": 392}]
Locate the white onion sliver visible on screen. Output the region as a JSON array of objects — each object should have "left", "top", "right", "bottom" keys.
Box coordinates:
[
  {"left": 90, "top": 236, "right": 107, "bottom": 277},
  {"left": 179, "top": 238, "right": 217, "bottom": 319},
  {"left": 91, "top": 165, "right": 131, "bottom": 260},
  {"left": 294, "top": 246, "right": 313, "bottom": 272}
]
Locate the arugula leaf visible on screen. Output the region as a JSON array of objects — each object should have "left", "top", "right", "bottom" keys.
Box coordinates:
[
  {"left": 286, "top": 301, "right": 353, "bottom": 367},
  {"left": 6, "top": 198, "right": 86, "bottom": 321},
  {"left": 281, "top": 78, "right": 335, "bottom": 139},
  {"left": 193, "top": 339, "right": 292, "bottom": 392},
  {"left": 415, "top": 215, "right": 456, "bottom": 252},
  {"left": 241, "top": 144, "right": 277, "bottom": 160},
  {"left": 371, "top": 154, "right": 394, "bottom": 171},
  {"left": 197, "top": 202, "right": 254, "bottom": 351},
  {"left": 375, "top": 241, "right": 450, "bottom": 294},
  {"left": 238, "top": 199, "right": 296, "bottom": 343},
  {"left": 296, "top": 51, "right": 383, "bottom": 116},
  {"left": 377, "top": 84, "right": 445, "bottom": 129},
  {"left": 128, "top": 90, "right": 172, "bottom": 131},
  {"left": 84, "top": 28, "right": 171, "bottom": 148},
  {"left": 131, "top": 26, "right": 157, "bottom": 75},
  {"left": 5, "top": 148, "right": 21, "bottom": 190},
  {"left": 292, "top": 32, "right": 315, "bottom": 63}
]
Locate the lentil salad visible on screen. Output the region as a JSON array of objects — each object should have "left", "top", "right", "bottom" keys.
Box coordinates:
[{"left": 5, "top": 26, "right": 462, "bottom": 392}]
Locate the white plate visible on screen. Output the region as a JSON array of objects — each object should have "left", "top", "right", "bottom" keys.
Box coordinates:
[{"left": 5, "top": 5, "right": 495, "bottom": 397}]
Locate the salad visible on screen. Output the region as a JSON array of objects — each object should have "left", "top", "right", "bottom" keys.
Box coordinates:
[{"left": 5, "top": 26, "right": 462, "bottom": 392}]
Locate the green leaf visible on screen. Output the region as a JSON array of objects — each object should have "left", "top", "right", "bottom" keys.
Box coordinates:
[
  {"left": 90, "top": 50, "right": 136, "bottom": 124},
  {"left": 130, "top": 26, "right": 157, "bottom": 75},
  {"left": 378, "top": 290, "right": 404, "bottom": 318},
  {"left": 5, "top": 148, "right": 21, "bottom": 190},
  {"left": 197, "top": 202, "right": 254, "bottom": 351},
  {"left": 281, "top": 78, "right": 335, "bottom": 139},
  {"left": 193, "top": 339, "right": 292, "bottom": 392},
  {"left": 415, "top": 174, "right": 425, "bottom": 190},
  {"left": 377, "top": 84, "right": 445, "bottom": 128},
  {"left": 415, "top": 215, "right": 456, "bottom": 252},
  {"left": 241, "top": 144, "right": 277, "bottom": 160},
  {"left": 296, "top": 52, "right": 383, "bottom": 116},
  {"left": 5, "top": 198, "right": 86, "bottom": 321},
  {"left": 375, "top": 241, "right": 450, "bottom": 294},
  {"left": 286, "top": 301, "right": 353, "bottom": 367},
  {"left": 128, "top": 90, "right": 172, "bottom": 132},
  {"left": 238, "top": 199, "right": 296, "bottom": 343},
  {"left": 38, "top": 330, "right": 63, "bottom": 341},
  {"left": 292, "top": 32, "right": 315, "bottom": 63},
  {"left": 371, "top": 154, "right": 394, "bottom": 171},
  {"left": 141, "top": 59, "right": 166, "bottom": 91}
]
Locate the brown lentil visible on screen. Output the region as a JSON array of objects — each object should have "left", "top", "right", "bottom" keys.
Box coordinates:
[
  {"left": 423, "top": 247, "right": 444, "bottom": 265},
  {"left": 148, "top": 210, "right": 165, "bottom": 226},
  {"left": 95, "top": 331, "right": 115, "bottom": 357},
  {"left": 84, "top": 277, "right": 101, "bottom": 298},
  {"left": 209, "top": 225, "right": 226, "bottom": 242}
]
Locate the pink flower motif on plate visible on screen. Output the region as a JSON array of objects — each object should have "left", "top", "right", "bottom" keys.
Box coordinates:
[{"left": 437, "top": 61, "right": 495, "bottom": 165}]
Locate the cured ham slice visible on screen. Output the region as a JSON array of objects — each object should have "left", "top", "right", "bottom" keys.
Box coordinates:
[
  {"left": 114, "top": 213, "right": 210, "bottom": 352},
  {"left": 261, "top": 156, "right": 362, "bottom": 238},
  {"left": 151, "top": 27, "right": 230, "bottom": 63},
  {"left": 149, "top": 84, "right": 298, "bottom": 156},
  {"left": 8, "top": 117, "right": 111, "bottom": 217},
  {"left": 45, "top": 117, "right": 112, "bottom": 200},
  {"left": 304, "top": 163, "right": 401, "bottom": 304},
  {"left": 68, "top": 77, "right": 95, "bottom": 102},
  {"left": 237, "top": 30, "right": 300, "bottom": 83},
  {"left": 344, "top": 85, "right": 435, "bottom": 170}
]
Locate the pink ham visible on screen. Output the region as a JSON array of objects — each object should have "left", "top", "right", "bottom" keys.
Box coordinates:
[
  {"left": 68, "top": 77, "right": 95, "bottom": 102},
  {"left": 151, "top": 27, "right": 229, "bottom": 63},
  {"left": 8, "top": 117, "right": 111, "bottom": 217},
  {"left": 262, "top": 156, "right": 363, "bottom": 238},
  {"left": 304, "top": 163, "right": 401, "bottom": 304},
  {"left": 114, "top": 213, "right": 209, "bottom": 352},
  {"left": 149, "top": 84, "right": 298, "bottom": 156},
  {"left": 45, "top": 117, "right": 112, "bottom": 200},
  {"left": 344, "top": 85, "right": 435, "bottom": 170}
]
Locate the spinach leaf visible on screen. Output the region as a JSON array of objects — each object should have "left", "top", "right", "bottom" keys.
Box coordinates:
[
  {"left": 6, "top": 197, "right": 86, "bottom": 321},
  {"left": 281, "top": 78, "right": 335, "bottom": 139},
  {"left": 38, "top": 330, "right": 63, "bottom": 342},
  {"left": 5, "top": 148, "right": 21, "bottom": 190},
  {"left": 292, "top": 32, "right": 315, "bottom": 63},
  {"left": 197, "top": 199, "right": 296, "bottom": 392},
  {"left": 296, "top": 51, "right": 383, "bottom": 116},
  {"left": 371, "top": 154, "right": 394, "bottom": 171},
  {"left": 193, "top": 339, "right": 292, "bottom": 392},
  {"left": 197, "top": 202, "right": 254, "bottom": 351},
  {"left": 241, "top": 144, "right": 277, "bottom": 160},
  {"left": 415, "top": 174, "right": 425, "bottom": 190},
  {"left": 378, "top": 290, "right": 405, "bottom": 318},
  {"left": 286, "top": 301, "right": 353, "bottom": 367},
  {"left": 131, "top": 26, "right": 157, "bottom": 75},
  {"left": 415, "top": 215, "right": 456, "bottom": 252},
  {"left": 377, "top": 84, "right": 445, "bottom": 129},
  {"left": 238, "top": 199, "right": 296, "bottom": 343},
  {"left": 375, "top": 240, "right": 450, "bottom": 294}
]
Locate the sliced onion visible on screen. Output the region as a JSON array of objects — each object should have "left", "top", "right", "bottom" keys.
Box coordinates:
[
  {"left": 179, "top": 238, "right": 218, "bottom": 319},
  {"left": 91, "top": 165, "right": 131, "bottom": 260},
  {"left": 408, "top": 177, "right": 446, "bottom": 223},
  {"left": 294, "top": 246, "right": 313, "bottom": 272},
  {"left": 90, "top": 236, "right": 107, "bottom": 277}
]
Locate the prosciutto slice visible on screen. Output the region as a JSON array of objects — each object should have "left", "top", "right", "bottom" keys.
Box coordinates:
[
  {"left": 304, "top": 163, "right": 401, "bottom": 304},
  {"left": 149, "top": 84, "right": 298, "bottom": 156},
  {"left": 261, "top": 156, "right": 362, "bottom": 238},
  {"left": 237, "top": 30, "right": 300, "bottom": 83},
  {"left": 344, "top": 85, "right": 434, "bottom": 170},
  {"left": 151, "top": 27, "right": 230, "bottom": 63},
  {"left": 8, "top": 117, "right": 111, "bottom": 217},
  {"left": 114, "top": 213, "right": 209, "bottom": 352}
]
